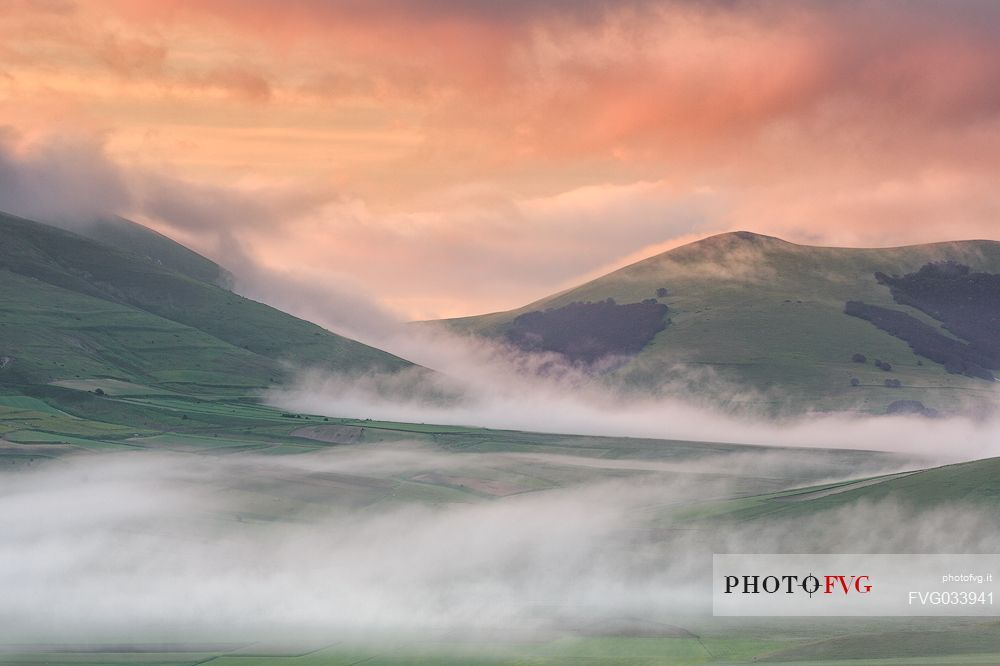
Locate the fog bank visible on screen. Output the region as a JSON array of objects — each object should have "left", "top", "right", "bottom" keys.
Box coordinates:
[
  {"left": 1, "top": 444, "right": 995, "bottom": 643},
  {"left": 267, "top": 325, "right": 1000, "bottom": 463}
]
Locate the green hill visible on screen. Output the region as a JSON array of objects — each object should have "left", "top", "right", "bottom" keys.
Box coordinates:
[
  {"left": 442, "top": 231, "right": 1000, "bottom": 413},
  {"left": 0, "top": 210, "right": 412, "bottom": 393},
  {"left": 685, "top": 456, "right": 1000, "bottom": 525},
  {"left": 75, "top": 216, "right": 233, "bottom": 287}
]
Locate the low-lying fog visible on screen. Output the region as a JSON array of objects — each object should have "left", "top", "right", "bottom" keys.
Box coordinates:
[
  {"left": 268, "top": 325, "right": 1000, "bottom": 461},
  {"left": 6, "top": 323, "right": 1000, "bottom": 644},
  {"left": 2, "top": 442, "right": 997, "bottom": 643}
]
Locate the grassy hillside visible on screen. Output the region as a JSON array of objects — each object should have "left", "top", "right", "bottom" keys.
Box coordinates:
[
  {"left": 672, "top": 455, "right": 1000, "bottom": 525},
  {"left": 442, "top": 231, "right": 1000, "bottom": 413},
  {"left": 76, "top": 216, "right": 233, "bottom": 287},
  {"left": 0, "top": 210, "right": 411, "bottom": 392}
]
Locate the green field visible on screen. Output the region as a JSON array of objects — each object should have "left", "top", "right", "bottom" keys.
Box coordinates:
[
  {"left": 10, "top": 624, "right": 1000, "bottom": 665},
  {"left": 2, "top": 378, "right": 999, "bottom": 664}
]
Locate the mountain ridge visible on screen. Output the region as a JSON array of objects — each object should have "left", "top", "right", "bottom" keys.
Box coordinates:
[
  {"left": 0, "top": 209, "right": 414, "bottom": 392},
  {"left": 439, "top": 230, "right": 1000, "bottom": 414}
]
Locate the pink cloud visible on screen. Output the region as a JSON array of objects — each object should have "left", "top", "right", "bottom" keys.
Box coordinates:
[{"left": 4, "top": 1, "right": 1000, "bottom": 322}]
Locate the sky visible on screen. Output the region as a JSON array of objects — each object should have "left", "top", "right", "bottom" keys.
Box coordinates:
[{"left": 2, "top": 0, "right": 1000, "bottom": 320}]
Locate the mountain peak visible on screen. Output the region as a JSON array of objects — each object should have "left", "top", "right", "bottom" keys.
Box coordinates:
[
  {"left": 691, "top": 230, "right": 788, "bottom": 247},
  {"left": 653, "top": 230, "right": 791, "bottom": 265}
]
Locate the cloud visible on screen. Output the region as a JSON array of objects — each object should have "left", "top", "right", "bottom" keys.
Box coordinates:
[
  {"left": 96, "top": 33, "right": 167, "bottom": 78},
  {"left": 190, "top": 64, "right": 273, "bottom": 102},
  {"left": 138, "top": 172, "right": 326, "bottom": 234},
  {"left": 5, "top": 0, "right": 1000, "bottom": 322},
  {"left": 729, "top": 168, "right": 1000, "bottom": 248},
  {"left": 252, "top": 182, "right": 718, "bottom": 319},
  {"left": 0, "top": 129, "right": 132, "bottom": 224},
  {"left": 85, "top": 1, "right": 1000, "bottom": 150}
]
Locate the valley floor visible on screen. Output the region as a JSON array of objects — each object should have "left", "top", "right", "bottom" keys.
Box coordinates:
[{"left": 1, "top": 380, "right": 998, "bottom": 665}]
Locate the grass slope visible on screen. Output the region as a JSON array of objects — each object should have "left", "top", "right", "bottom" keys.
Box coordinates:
[
  {"left": 0, "top": 210, "right": 411, "bottom": 391},
  {"left": 75, "top": 216, "right": 233, "bottom": 287},
  {"left": 442, "top": 231, "right": 1000, "bottom": 413},
  {"left": 680, "top": 456, "right": 1000, "bottom": 525}
]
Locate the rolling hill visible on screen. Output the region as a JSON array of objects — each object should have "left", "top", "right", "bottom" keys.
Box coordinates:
[
  {"left": 72, "top": 216, "right": 234, "bottom": 288},
  {"left": 441, "top": 231, "right": 1000, "bottom": 414},
  {"left": 0, "top": 210, "right": 412, "bottom": 394},
  {"left": 684, "top": 456, "right": 1000, "bottom": 525}
]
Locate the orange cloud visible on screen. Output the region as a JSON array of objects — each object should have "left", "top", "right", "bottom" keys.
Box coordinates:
[
  {"left": 96, "top": 33, "right": 167, "bottom": 78},
  {"left": 3, "top": 0, "right": 1000, "bottom": 321}
]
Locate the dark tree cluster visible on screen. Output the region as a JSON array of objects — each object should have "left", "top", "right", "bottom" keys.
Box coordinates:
[
  {"left": 852, "top": 353, "right": 867, "bottom": 363},
  {"left": 874, "top": 262, "right": 1000, "bottom": 371},
  {"left": 656, "top": 287, "right": 669, "bottom": 298},
  {"left": 873, "top": 359, "right": 892, "bottom": 372},
  {"left": 850, "top": 377, "right": 861, "bottom": 387},
  {"left": 884, "top": 378, "right": 902, "bottom": 388},
  {"left": 506, "top": 298, "right": 670, "bottom": 363},
  {"left": 844, "top": 300, "right": 996, "bottom": 380}
]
